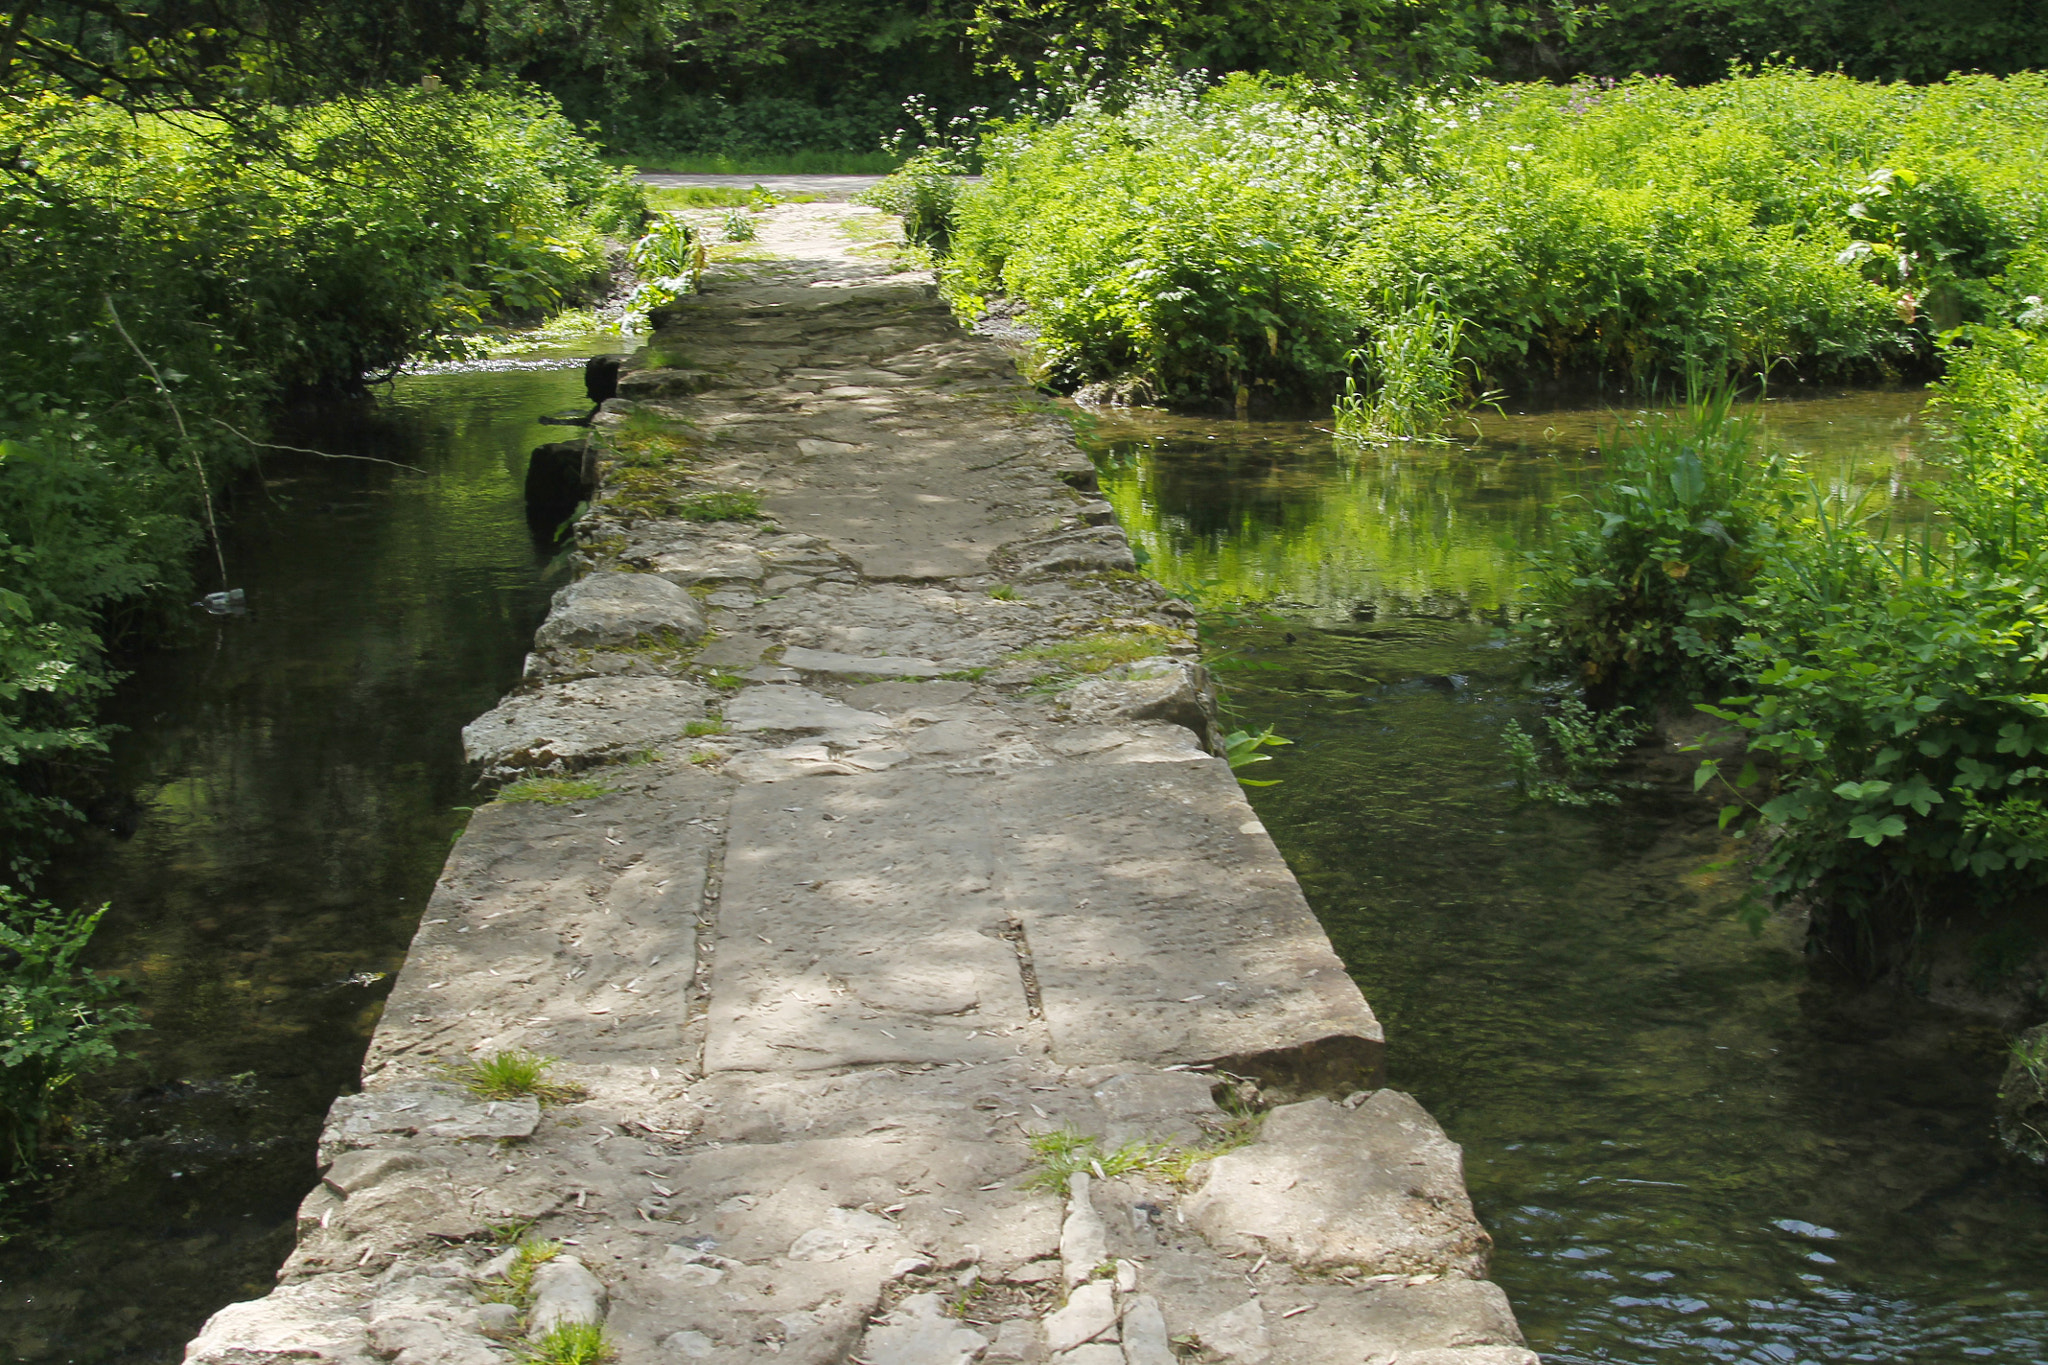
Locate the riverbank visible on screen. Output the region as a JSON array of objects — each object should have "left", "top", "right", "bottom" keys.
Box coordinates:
[{"left": 184, "top": 204, "right": 1535, "bottom": 1364}]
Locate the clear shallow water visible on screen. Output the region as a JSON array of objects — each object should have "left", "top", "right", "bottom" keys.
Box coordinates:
[
  {"left": 1085, "top": 391, "right": 2048, "bottom": 1365},
  {"left": 0, "top": 352, "right": 599, "bottom": 1363}
]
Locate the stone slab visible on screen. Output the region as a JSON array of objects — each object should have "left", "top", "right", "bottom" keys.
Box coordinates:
[
  {"left": 705, "top": 775, "right": 1036, "bottom": 1071},
  {"left": 994, "top": 761, "right": 1383, "bottom": 1077},
  {"left": 1182, "top": 1095, "right": 1491, "bottom": 1279}
]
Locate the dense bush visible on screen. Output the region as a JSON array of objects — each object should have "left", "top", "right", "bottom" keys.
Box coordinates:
[
  {"left": 0, "top": 86, "right": 642, "bottom": 878},
  {"left": 941, "top": 69, "right": 2048, "bottom": 410},
  {"left": 1527, "top": 326, "right": 2048, "bottom": 970},
  {"left": 1522, "top": 388, "right": 1784, "bottom": 705}
]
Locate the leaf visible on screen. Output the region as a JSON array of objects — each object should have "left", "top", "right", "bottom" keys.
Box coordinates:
[{"left": 1846, "top": 812, "right": 1908, "bottom": 845}]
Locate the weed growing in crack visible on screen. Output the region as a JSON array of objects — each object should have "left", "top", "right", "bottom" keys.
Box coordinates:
[
  {"left": 455, "top": 1051, "right": 588, "bottom": 1105},
  {"left": 496, "top": 776, "right": 614, "bottom": 806},
  {"left": 523, "top": 1324, "right": 617, "bottom": 1365}
]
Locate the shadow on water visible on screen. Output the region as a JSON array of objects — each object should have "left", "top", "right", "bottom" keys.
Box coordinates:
[
  {"left": 1085, "top": 389, "right": 2048, "bottom": 1363},
  {"left": 0, "top": 350, "right": 602, "bottom": 1363}
]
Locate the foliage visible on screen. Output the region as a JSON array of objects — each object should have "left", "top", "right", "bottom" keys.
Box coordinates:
[
  {"left": 523, "top": 1323, "right": 617, "bottom": 1365},
  {"left": 626, "top": 214, "right": 703, "bottom": 321},
  {"left": 1498, "top": 0, "right": 2048, "bottom": 87},
  {"left": 484, "top": 1235, "right": 563, "bottom": 1305},
  {"left": 0, "top": 888, "right": 142, "bottom": 1174},
  {"left": 1686, "top": 327, "right": 2048, "bottom": 967},
  {"left": 1523, "top": 385, "right": 1785, "bottom": 705},
  {"left": 495, "top": 776, "right": 616, "bottom": 805},
  {"left": 1333, "top": 291, "right": 1486, "bottom": 442},
  {"left": 1224, "top": 725, "right": 1292, "bottom": 786},
  {"left": 947, "top": 69, "right": 2048, "bottom": 406},
  {"left": 0, "top": 86, "right": 637, "bottom": 878},
  {"left": 455, "top": 1050, "right": 587, "bottom": 1105},
  {"left": 1502, "top": 697, "right": 1648, "bottom": 807},
  {"left": 1014, "top": 630, "right": 1180, "bottom": 675}
]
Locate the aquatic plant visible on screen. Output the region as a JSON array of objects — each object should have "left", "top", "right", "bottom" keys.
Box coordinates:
[
  {"left": 1523, "top": 383, "right": 1786, "bottom": 706},
  {"left": 1224, "top": 726, "right": 1293, "bottom": 787},
  {"left": 1501, "top": 699, "right": 1648, "bottom": 807}
]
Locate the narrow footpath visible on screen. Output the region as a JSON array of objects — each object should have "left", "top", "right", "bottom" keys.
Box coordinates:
[{"left": 186, "top": 202, "right": 1538, "bottom": 1365}]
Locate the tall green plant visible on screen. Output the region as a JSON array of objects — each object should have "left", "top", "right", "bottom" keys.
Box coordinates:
[
  {"left": 1523, "top": 384, "right": 1785, "bottom": 704},
  {"left": 0, "top": 889, "right": 140, "bottom": 1174}
]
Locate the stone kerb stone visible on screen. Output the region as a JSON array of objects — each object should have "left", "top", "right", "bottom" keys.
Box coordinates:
[
  {"left": 1182, "top": 1093, "right": 1494, "bottom": 1279},
  {"left": 534, "top": 571, "right": 705, "bottom": 651}
]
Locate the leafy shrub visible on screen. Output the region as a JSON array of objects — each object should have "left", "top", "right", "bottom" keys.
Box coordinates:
[
  {"left": 1523, "top": 385, "right": 1786, "bottom": 705},
  {"left": 0, "top": 86, "right": 638, "bottom": 876},
  {"left": 945, "top": 69, "right": 2048, "bottom": 405},
  {"left": 0, "top": 888, "right": 141, "bottom": 1173},
  {"left": 1677, "top": 329, "right": 2048, "bottom": 968}
]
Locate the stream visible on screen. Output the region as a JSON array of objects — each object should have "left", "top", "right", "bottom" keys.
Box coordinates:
[
  {"left": 0, "top": 345, "right": 607, "bottom": 1363},
  {"left": 4, "top": 366, "right": 2044, "bottom": 1364},
  {"left": 1087, "top": 390, "right": 2048, "bottom": 1364}
]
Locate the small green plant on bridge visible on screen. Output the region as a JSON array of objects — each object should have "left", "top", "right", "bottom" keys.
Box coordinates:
[
  {"left": 527, "top": 1323, "right": 617, "bottom": 1365},
  {"left": 456, "top": 1050, "right": 588, "bottom": 1105},
  {"left": 496, "top": 776, "right": 614, "bottom": 806}
]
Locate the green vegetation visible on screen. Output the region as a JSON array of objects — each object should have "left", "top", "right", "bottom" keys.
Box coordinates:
[
  {"left": 484, "top": 1235, "right": 563, "bottom": 1306},
  {"left": 0, "top": 889, "right": 140, "bottom": 1175},
  {"left": 1023, "top": 1115, "right": 1262, "bottom": 1190},
  {"left": 524, "top": 1323, "right": 618, "bottom": 1365},
  {"left": 1015, "top": 629, "right": 1179, "bottom": 675},
  {"left": 1502, "top": 699, "right": 1650, "bottom": 808},
  {"left": 1223, "top": 726, "right": 1292, "bottom": 787},
  {"left": 935, "top": 69, "right": 2048, "bottom": 416},
  {"left": 455, "top": 1050, "right": 587, "bottom": 1105},
  {"left": 1522, "top": 325, "right": 2048, "bottom": 971},
  {"left": 495, "top": 777, "right": 616, "bottom": 806},
  {"left": 673, "top": 491, "right": 765, "bottom": 523},
  {"left": 0, "top": 87, "right": 639, "bottom": 879}
]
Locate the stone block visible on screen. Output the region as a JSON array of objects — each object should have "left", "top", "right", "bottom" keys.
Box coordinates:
[
  {"left": 1182, "top": 1095, "right": 1490, "bottom": 1279},
  {"left": 536, "top": 572, "right": 705, "bottom": 651}
]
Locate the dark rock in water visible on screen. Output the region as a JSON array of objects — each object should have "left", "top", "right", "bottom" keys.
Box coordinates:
[
  {"left": 525, "top": 438, "right": 592, "bottom": 528},
  {"left": 584, "top": 353, "right": 626, "bottom": 404},
  {"left": 1996, "top": 1023, "right": 2048, "bottom": 1172}
]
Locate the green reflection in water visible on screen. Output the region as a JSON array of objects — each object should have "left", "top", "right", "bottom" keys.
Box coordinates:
[
  {"left": 0, "top": 355, "right": 595, "bottom": 1363},
  {"left": 1093, "top": 389, "right": 1933, "bottom": 625},
  {"left": 1085, "top": 388, "right": 2048, "bottom": 1364}
]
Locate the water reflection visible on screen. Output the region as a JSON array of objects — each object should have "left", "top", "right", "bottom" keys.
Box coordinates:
[
  {"left": 1084, "top": 389, "right": 2048, "bottom": 1364},
  {"left": 1091, "top": 389, "right": 1933, "bottom": 625},
  {"left": 0, "top": 356, "right": 592, "bottom": 1363}
]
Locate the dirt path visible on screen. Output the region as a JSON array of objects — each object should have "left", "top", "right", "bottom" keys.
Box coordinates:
[{"left": 184, "top": 202, "right": 1536, "bottom": 1365}]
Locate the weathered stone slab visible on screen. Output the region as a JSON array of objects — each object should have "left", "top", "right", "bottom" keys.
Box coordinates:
[
  {"left": 779, "top": 645, "right": 944, "bottom": 678},
  {"left": 461, "top": 676, "right": 710, "bottom": 776},
  {"left": 723, "top": 683, "right": 888, "bottom": 743},
  {"left": 535, "top": 571, "right": 705, "bottom": 651},
  {"left": 1277, "top": 1280, "right": 1535, "bottom": 1365},
  {"left": 994, "top": 761, "right": 1383, "bottom": 1076},
  {"left": 1182, "top": 1094, "right": 1491, "bottom": 1279},
  {"left": 705, "top": 775, "right": 1034, "bottom": 1070},
  {"left": 321, "top": 1084, "right": 539, "bottom": 1159},
  {"left": 187, "top": 1280, "right": 377, "bottom": 1365}
]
